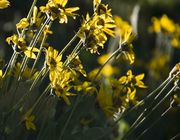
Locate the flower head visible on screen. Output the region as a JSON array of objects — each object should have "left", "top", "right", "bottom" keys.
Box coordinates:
[
  {"left": 40, "top": 0, "right": 79, "bottom": 23},
  {"left": 45, "top": 46, "right": 63, "bottom": 81},
  {"left": 0, "top": 0, "right": 10, "bottom": 9}
]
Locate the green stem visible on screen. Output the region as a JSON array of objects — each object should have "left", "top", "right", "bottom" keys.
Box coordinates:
[
  {"left": 30, "top": 66, "right": 46, "bottom": 91},
  {"left": 63, "top": 40, "right": 83, "bottom": 67},
  {"left": 58, "top": 94, "right": 81, "bottom": 140},
  {"left": 94, "top": 75, "right": 174, "bottom": 140},
  {"left": 30, "top": 20, "right": 53, "bottom": 75},
  {"left": 93, "top": 47, "right": 122, "bottom": 82},
  {"left": 59, "top": 30, "right": 80, "bottom": 56},
  {"left": 18, "top": 15, "right": 51, "bottom": 80},
  {"left": 135, "top": 106, "right": 171, "bottom": 140},
  {"left": 121, "top": 82, "right": 177, "bottom": 140},
  {"left": 31, "top": 84, "right": 51, "bottom": 112}
]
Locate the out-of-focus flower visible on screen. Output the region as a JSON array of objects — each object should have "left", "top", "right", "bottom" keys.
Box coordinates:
[
  {"left": 74, "top": 81, "right": 97, "bottom": 94},
  {"left": 0, "top": 0, "right": 10, "bottom": 9},
  {"left": 14, "top": 63, "right": 39, "bottom": 80},
  {"left": 114, "top": 16, "right": 136, "bottom": 64},
  {"left": 149, "top": 15, "right": 180, "bottom": 48},
  {"left": 23, "top": 109, "right": 36, "bottom": 131}
]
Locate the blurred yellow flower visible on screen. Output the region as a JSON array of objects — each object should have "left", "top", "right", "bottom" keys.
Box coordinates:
[
  {"left": 160, "top": 15, "right": 176, "bottom": 33},
  {"left": 150, "top": 15, "right": 176, "bottom": 33},
  {"left": 114, "top": 16, "right": 135, "bottom": 45},
  {"left": 0, "top": 0, "right": 10, "bottom": 9},
  {"left": 97, "top": 84, "right": 115, "bottom": 117},
  {"left": 14, "top": 63, "right": 39, "bottom": 80},
  {"left": 24, "top": 109, "right": 36, "bottom": 131}
]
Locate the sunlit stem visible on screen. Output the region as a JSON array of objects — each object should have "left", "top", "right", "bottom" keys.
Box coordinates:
[
  {"left": 63, "top": 40, "right": 83, "bottom": 67},
  {"left": 3, "top": 52, "right": 19, "bottom": 92},
  {"left": 93, "top": 46, "right": 122, "bottom": 82},
  {"left": 31, "top": 84, "right": 51, "bottom": 111},
  {"left": 4, "top": 0, "right": 38, "bottom": 79},
  {"left": 59, "top": 30, "right": 80, "bottom": 56},
  {"left": 18, "top": 14, "right": 51, "bottom": 80},
  {"left": 95, "top": 75, "right": 175, "bottom": 140},
  {"left": 135, "top": 106, "right": 171, "bottom": 140},
  {"left": 27, "top": 0, "right": 38, "bottom": 20},
  {"left": 30, "top": 21, "right": 53, "bottom": 75},
  {"left": 121, "top": 80, "right": 178, "bottom": 140},
  {"left": 30, "top": 66, "right": 46, "bottom": 91}
]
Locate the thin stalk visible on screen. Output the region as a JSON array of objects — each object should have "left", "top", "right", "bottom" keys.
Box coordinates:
[
  {"left": 93, "top": 47, "right": 122, "bottom": 82},
  {"left": 30, "top": 66, "right": 46, "bottom": 91},
  {"left": 63, "top": 40, "right": 83, "bottom": 67},
  {"left": 30, "top": 19, "right": 53, "bottom": 75},
  {"left": 3, "top": 51, "right": 16, "bottom": 77},
  {"left": 135, "top": 106, "right": 171, "bottom": 140},
  {"left": 59, "top": 30, "right": 80, "bottom": 56},
  {"left": 94, "top": 76, "right": 174, "bottom": 140},
  {"left": 31, "top": 84, "right": 51, "bottom": 112},
  {"left": 122, "top": 84, "right": 177, "bottom": 140},
  {"left": 27, "top": 0, "right": 38, "bottom": 20},
  {"left": 18, "top": 15, "right": 51, "bottom": 80},
  {"left": 170, "top": 132, "right": 180, "bottom": 140},
  {"left": 58, "top": 94, "right": 81, "bottom": 140}
]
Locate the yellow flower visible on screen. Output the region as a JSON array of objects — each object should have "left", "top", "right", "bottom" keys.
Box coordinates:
[
  {"left": 51, "top": 69, "right": 75, "bottom": 105},
  {"left": 24, "top": 47, "right": 39, "bottom": 59},
  {"left": 14, "top": 63, "right": 39, "bottom": 80},
  {"left": 32, "top": 6, "right": 44, "bottom": 28},
  {"left": 114, "top": 16, "right": 135, "bottom": 45},
  {"left": 78, "top": 2, "right": 115, "bottom": 54},
  {"left": 6, "top": 34, "right": 39, "bottom": 59},
  {"left": 97, "top": 53, "right": 111, "bottom": 65},
  {"left": 149, "top": 17, "right": 161, "bottom": 33},
  {"left": 24, "top": 109, "right": 36, "bottom": 131},
  {"left": 40, "top": 0, "right": 79, "bottom": 23},
  {"left": 0, "top": 0, "right": 10, "bottom": 9},
  {"left": 119, "top": 70, "right": 147, "bottom": 88},
  {"left": 45, "top": 47, "right": 63, "bottom": 81},
  {"left": 16, "top": 18, "right": 29, "bottom": 29},
  {"left": 160, "top": 15, "right": 176, "bottom": 33},
  {"left": 74, "top": 81, "right": 97, "bottom": 94},
  {"left": 93, "top": 14, "right": 115, "bottom": 37},
  {"left": 149, "top": 15, "right": 176, "bottom": 34},
  {"left": 148, "top": 54, "right": 169, "bottom": 80},
  {"left": 67, "top": 55, "right": 87, "bottom": 77},
  {"left": 44, "top": 25, "right": 53, "bottom": 35},
  {"left": 97, "top": 54, "right": 118, "bottom": 77}
]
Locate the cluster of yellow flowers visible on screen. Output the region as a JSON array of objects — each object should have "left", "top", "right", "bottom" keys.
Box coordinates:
[
  {"left": 149, "top": 14, "right": 180, "bottom": 48},
  {"left": 97, "top": 70, "right": 146, "bottom": 117},
  {"left": 2, "top": 0, "right": 179, "bottom": 137},
  {"left": 78, "top": 0, "right": 115, "bottom": 54}
]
